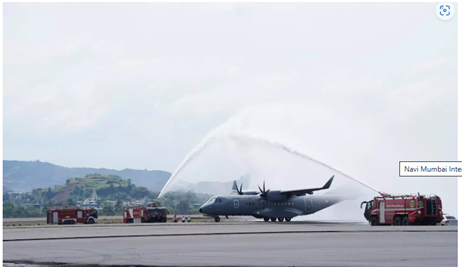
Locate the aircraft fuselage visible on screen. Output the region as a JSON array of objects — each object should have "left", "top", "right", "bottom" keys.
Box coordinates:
[{"left": 199, "top": 194, "right": 343, "bottom": 220}]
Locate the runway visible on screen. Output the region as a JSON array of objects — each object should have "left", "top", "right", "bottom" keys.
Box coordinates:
[{"left": 3, "top": 222, "right": 457, "bottom": 266}]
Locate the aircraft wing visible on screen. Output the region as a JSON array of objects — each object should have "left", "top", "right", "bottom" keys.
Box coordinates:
[{"left": 280, "top": 175, "right": 334, "bottom": 196}]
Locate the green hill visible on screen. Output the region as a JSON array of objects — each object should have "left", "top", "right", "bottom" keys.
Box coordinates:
[
  {"left": 3, "top": 160, "right": 171, "bottom": 192},
  {"left": 32, "top": 174, "right": 151, "bottom": 204}
]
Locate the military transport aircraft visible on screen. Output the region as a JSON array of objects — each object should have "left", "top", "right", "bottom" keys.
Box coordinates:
[{"left": 199, "top": 175, "right": 347, "bottom": 222}]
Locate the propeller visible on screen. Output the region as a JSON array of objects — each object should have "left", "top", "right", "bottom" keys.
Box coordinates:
[
  {"left": 235, "top": 183, "right": 243, "bottom": 195},
  {"left": 258, "top": 181, "right": 270, "bottom": 199}
]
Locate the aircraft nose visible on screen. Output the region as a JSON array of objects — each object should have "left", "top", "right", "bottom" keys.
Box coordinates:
[{"left": 199, "top": 208, "right": 202, "bottom": 213}]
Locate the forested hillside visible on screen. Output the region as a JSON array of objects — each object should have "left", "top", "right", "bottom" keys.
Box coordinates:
[{"left": 3, "top": 160, "right": 171, "bottom": 192}]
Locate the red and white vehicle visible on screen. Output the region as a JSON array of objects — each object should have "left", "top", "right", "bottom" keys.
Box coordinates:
[
  {"left": 360, "top": 193, "right": 444, "bottom": 226},
  {"left": 124, "top": 204, "right": 168, "bottom": 223},
  {"left": 46, "top": 207, "right": 98, "bottom": 224}
]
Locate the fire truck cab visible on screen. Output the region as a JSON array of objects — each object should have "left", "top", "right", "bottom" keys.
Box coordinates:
[{"left": 361, "top": 193, "right": 444, "bottom": 226}]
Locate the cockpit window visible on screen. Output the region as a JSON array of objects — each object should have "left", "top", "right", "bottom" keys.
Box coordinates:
[
  {"left": 206, "top": 196, "right": 217, "bottom": 204},
  {"left": 215, "top": 198, "right": 223, "bottom": 203},
  {"left": 367, "top": 201, "right": 372, "bottom": 210}
]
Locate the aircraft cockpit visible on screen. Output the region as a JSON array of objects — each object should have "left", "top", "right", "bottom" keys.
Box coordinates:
[
  {"left": 205, "top": 196, "right": 217, "bottom": 205},
  {"left": 204, "top": 196, "right": 225, "bottom": 205}
]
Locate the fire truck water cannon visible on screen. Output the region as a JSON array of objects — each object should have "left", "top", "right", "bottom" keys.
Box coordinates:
[{"left": 360, "top": 192, "right": 443, "bottom": 226}]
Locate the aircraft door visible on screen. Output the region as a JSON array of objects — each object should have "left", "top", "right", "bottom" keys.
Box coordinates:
[
  {"left": 379, "top": 201, "right": 385, "bottom": 223},
  {"left": 234, "top": 200, "right": 239, "bottom": 209},
  {"left": 304, "top": 197, "right": 313, "bottom": 213}
]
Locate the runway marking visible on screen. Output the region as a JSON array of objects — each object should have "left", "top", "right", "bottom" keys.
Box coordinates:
[{"left": 3, "top": 229, "right": 456, "bottom": 242}]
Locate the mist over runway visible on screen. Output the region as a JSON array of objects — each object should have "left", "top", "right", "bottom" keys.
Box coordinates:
[{"left": 3, "top": 222, "right": 457, "bottom": 267}]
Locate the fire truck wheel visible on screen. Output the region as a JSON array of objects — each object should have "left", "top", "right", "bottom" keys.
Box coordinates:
[
  {"left": 370, "top": 216, "right": 378, "bottom": 226},
  {"left": 141, "top": 218, "right": 145, "bottom": 223},
  {"left": 393, "top": 216, "right": 402, "bottom": 226},
  {"left": 429, "top": 219, "right": 437, "bottom": 226},
  {"left": 88, "top": 218, "right": 95, "bottom": 224},
  {"left": 401, "top": 216, "right": 409, "bottom": 226}
]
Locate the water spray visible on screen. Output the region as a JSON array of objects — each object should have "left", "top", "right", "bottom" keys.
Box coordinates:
[
  {"left": 228, "top": 134, "right": 382, "bottom": 195},
  {"left": 158, "top": 132, "right": 218, "bottom": 198}
]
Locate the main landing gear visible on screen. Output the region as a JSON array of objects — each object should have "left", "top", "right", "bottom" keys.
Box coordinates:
[
  {"left": 214, "top": 216, "right": 220, "bottom": 222},
  {"left": 264, "top": 217, "right": 292, "bottom": 222}
]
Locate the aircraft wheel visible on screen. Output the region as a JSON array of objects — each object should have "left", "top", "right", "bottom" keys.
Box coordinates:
[
  {"left": 285, "top": 217, "right": 292, "bottom": 222},
  {"left": 214, "top": 216, "right": 220, "bottom": 222},
  {"left": 264, "top": 217, "right": 269, "bottom": 222},
  {"left": 271, "top": 218, "right": 276, "bottom": 222},
  {"left": 278, "top": 218, "right": 284, "bottom": 222}
]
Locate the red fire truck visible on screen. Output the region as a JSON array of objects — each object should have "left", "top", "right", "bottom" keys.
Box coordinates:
[
  {"left": 46, "top": 207, "right": 98, "bottom": 224},
  {"left": 123, "top": 203, "right": 168, "bottom": 223},
  {"left": 360, "top": 193, "right": 444, "bottom": 226}
]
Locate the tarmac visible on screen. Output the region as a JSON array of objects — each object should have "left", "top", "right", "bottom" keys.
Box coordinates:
[{"left": 3, "top": 221, "right": 458, "bottom": 266}]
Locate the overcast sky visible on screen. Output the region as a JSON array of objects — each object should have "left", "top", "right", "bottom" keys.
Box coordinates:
[{"left": 3, "top": 3, "right": 458, "bottom": 215}]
